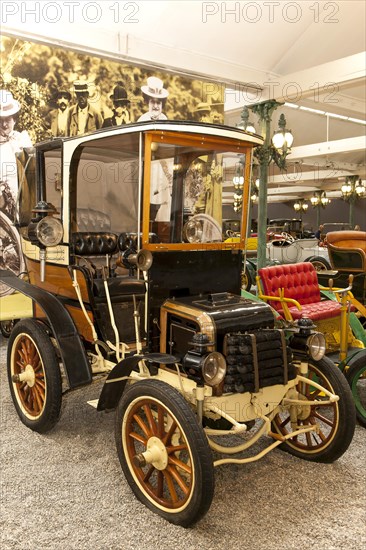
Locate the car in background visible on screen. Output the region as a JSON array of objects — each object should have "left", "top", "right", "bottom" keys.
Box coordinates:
[
  {"left": 267, "top": 218, "right": 315, "bottom": 239},
  {"left": 320, "top": 223, "right": 352, "bottom": 240},
  {"left": 266, "top": 234, "right": 331, "bottom": 271}
]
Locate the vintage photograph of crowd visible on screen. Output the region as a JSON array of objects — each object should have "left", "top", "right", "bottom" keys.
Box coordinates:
[{"left": 0, "top": 35, "right": 224, "bottom": 295}]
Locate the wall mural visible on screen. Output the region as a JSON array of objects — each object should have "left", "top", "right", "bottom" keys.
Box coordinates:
[{"left": 0, "top": 35, "right": 224, "bottom": 296}]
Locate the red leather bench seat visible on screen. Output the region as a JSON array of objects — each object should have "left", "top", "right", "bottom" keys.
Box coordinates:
[{"left": 258, "top": 262, "right": 341, "bottom": 321}]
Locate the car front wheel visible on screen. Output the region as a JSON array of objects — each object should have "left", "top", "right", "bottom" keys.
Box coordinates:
[{"left": 115, "top": 379, "right": 214, "bottom": 526}]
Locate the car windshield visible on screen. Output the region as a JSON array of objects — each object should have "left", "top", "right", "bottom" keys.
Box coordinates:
[{"left": 145, "top": 138, "right": 247, "bottom": 246}]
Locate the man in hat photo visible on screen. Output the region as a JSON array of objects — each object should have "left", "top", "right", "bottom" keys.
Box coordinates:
[
  {"left": 138, "top": 76, "right": 169, "bottom": 122},
  {"left": 194, "top": 102, "right": 212, "bottom": 123},
  {"left": 103, "top": 83, "right": 131, "bottom": 127},
  {"left": 0, "top": 89, "right": 32, "bottom": 203},
  {"left": 47, "top": 88, "right": 72, "bottom": 136},
  {"left": 67, "top": 81, "right": 103, "bottom": 136}
]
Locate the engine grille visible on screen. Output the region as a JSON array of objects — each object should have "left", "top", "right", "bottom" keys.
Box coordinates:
[{"left": 223, "top": 329, "right": 296, "bottom": 394}]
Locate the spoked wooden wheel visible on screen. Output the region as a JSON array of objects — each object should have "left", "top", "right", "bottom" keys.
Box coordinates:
[
  {"left": 271, "top": 357, "right": 355, "bottom": 463},
  {"left": 7, "top": 319, "right": 62, "bottom": 433},
  {"left": 115, "top": 380, "right": 214, "bottom": 526}
]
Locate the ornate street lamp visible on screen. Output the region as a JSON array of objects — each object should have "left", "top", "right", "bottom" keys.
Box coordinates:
[
  {"left": 341, "top": 175, "right": 365, "bottom": 227},
  {"left": 293, "top": 198, "right": 308, "bottom": 223},
  {"left": 239, "top": 101, "right": 294, "bottom": 271},
  {"left": 311, "top": 190, "right": 330, "bottom": 227}
]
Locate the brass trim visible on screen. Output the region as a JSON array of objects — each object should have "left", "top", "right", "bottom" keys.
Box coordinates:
[{"left": 160, "top": 299, "right": 216, "bottom": 353}]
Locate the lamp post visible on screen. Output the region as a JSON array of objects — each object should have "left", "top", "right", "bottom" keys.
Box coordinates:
[
  {"left": 341, "top": 175, "right": 365, "bottom": 228},
  {"left": 240, "top": 101, "right": 294, "bottom": 271},
  {"left": 311, "top": 190, "right": 330, "bottom": 227},
  {"left": 293, "top": 198, "right": 308, "bottom": 223}
]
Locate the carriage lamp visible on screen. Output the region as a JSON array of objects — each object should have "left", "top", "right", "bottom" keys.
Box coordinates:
[
  {"left": 27, "top": 201, "right": 63, "bottom": 282},
  {"left": 183, "top": 333, "right": 227, "bottom": 386},
  {"left": 35, "top": 217, "right": 63, "bottom": 247}
]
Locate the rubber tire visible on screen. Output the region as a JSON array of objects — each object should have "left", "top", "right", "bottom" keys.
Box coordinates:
[
  {"left": 345, "top": 357, "right": 366, "bottom": 428},
  {"left": 7, "top": 319, "right": 62, "bottom": 433},
  {"left": 271, "top": 357, "right": 356, "bottom": 463},
  {"left": 115, "top": 379, "right": 214, "bottom": 527},
  {"left": 307, "top": 256, "right": 331, "bottom": 271}
]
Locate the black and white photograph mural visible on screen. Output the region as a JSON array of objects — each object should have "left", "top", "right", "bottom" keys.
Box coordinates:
[{"left": 0, "top": 35, "right": 224, "bottom": 295}]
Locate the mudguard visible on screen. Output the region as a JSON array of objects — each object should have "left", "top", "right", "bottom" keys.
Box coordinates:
[
  {"left": 0, "top": 269, "right": 92, "bottom": 388},
  {"left": 97, "top": 353, "right": 177, "bottom": 411}
]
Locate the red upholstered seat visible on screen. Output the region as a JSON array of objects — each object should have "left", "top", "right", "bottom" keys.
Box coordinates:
[
  {"left": 285, "top": 300, "right": 341, "bottom": 320},
  {"left": 258, "top": 262, "right": 341, "bottom": 321}
]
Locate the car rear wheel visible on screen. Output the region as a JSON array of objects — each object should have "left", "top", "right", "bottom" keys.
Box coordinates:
[
  {"left": 271, "top": 357, "right": 355, "bottom": 462},
  {"left": 308, "top": 256, "right": 331, "bottom": 271},
  {"left": 7, "top": 319, "right": 62, "bottom": 433}
]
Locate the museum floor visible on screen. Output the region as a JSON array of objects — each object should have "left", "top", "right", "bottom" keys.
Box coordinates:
[{"left": 0, "top": 338, "right": 365, "bottom": 550}]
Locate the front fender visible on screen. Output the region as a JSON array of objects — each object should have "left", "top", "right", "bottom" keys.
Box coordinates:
[{"left": 97, "top": 352, "right": 177, "bottom": 411}]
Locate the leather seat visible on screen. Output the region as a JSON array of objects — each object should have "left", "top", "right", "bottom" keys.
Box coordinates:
[{"left": 258, "top": 262, "right": 341, "bottom": 321}]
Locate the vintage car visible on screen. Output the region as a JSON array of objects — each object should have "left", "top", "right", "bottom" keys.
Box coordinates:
[
  {"left": 267, "top": 218, "right": 314, "bottom": 239},
  {"left": 266, "top": 234, "right": 331, "bottom": 270},
  {"left": 0, "top": 121, "right": 356, "bottom": 526}
]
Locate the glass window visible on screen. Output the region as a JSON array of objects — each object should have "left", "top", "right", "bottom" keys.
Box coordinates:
[
  {"left": 70, "top": 133, "right": 140, "bottom": 234},
  {"left": 148, "top": 141, "right": 246, "bottom": 244},
  {"left": 44, "top": 149, "right": 62, "bottom": 219}
]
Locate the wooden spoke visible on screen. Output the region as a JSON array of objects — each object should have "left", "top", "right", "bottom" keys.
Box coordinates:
[
  {"left": 143, "top": 404, "right": 158, "bottom": 436},
  {"left": 157, "top": 405, "right": 165, "bottom": 438},
  {"left": 167, "top": 443, "right": 187, "bottom": 454},
  {"left": 142, "top": 465, "right": 155, "bottom": 483},
  {"left": 156, "top": 470, "right": 164, "bottom": 499},
  {"left": 133, "top": 412, "right": 151, "bottom": 438},
  {"left": 311, "top": 410, "right": 335, "bottom": 428},
  {"left": 166, "top": 465, "right": 190, "bottom": 495},
  {"left": 162, "top": 469, "right": 178, "bottom": 503},
  {"left": 162, "top": 419, "right": 178, "bottom": 446},
  {"left": 168, "top": 454, "right": 192, "bottom": 475},
  {"left": 129, "top": 430, "right": 147, "bottom": 445}
]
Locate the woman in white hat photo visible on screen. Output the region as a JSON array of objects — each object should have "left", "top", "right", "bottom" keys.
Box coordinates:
[
  {"left": 0, "top": 89, "right": 32, "bottom": 203},
  {"left": 137, "top": 76, "right": 169, "bottom": 122}
]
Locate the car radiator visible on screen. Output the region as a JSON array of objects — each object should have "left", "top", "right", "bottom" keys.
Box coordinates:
[{"left": 223, "top": 329, "right": 297, "bottom": 394}]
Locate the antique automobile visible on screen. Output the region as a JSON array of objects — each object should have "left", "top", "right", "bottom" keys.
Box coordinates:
[
  {"left": 0, "top": 121, "right": 356, "bottom": 527},
  {"left": 266, "top": 234, "right": 331, "bottom": 271},
  {"left": 267, "top": 217, "right": 312, "bottom": 239}
]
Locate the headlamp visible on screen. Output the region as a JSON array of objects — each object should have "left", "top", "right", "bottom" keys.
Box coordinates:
[
  {"left": 201, "top": 352, "right": 227, "bottom": 386},
  {"left": 306, "top": 333, "right": 326, "bottom": 361}
]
